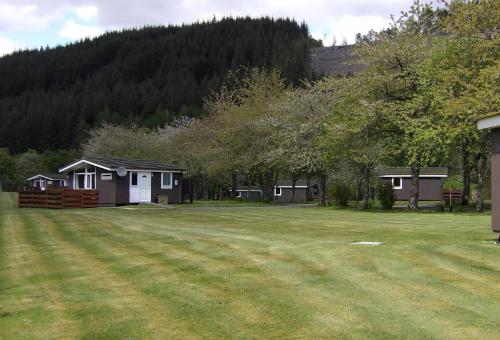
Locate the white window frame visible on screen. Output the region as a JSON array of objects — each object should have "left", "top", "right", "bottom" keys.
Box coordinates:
[
  {"left": 392, "top": 177, "right": 403, "bottom": 190},
  {"left": 161, "top": 172, "right": 173, "bottom": 189},
  {"left": 130, "top": 172, "right": 138, "bottom": 186},
  {"left": 236, "top": 191, "right": 242, "bottom": 198},
  {"left": 101, "top": 173, "right": 113, "bottom": 181},
  {"left": 34, "top": 179, "right": 46, "bottom": 190},
  {"left": 73, "top": 166, "right": 96, "bottom": 190},
  {"left": 274, "top": 187, "right": 282, "bottom": 196}
]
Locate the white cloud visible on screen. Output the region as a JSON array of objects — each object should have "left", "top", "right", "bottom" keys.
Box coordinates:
[
  {"left": 0, "top": 4, "right": 60, "bottom": 31},
  {"left": 75, "top": 5, "right": 99, "bottom": 23},
  {"left": 0, "top": 37, "right": 23, "bottom": 56},
  {"left": 313, "top": 15, "right": 391, "bottom": 45},
  {"left": 58, "top": 20, "right": 104, "bottom": 40},
  {"left": 0, "top": 0, "right": 421, "bottom": 47}
]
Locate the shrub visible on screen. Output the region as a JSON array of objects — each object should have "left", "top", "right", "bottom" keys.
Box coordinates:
[
  {"left": 377, "top": 181, "right": 395, "bottom": 209},
  {"left": 331, "top": 184, "right": 351, "bottom": 207}
]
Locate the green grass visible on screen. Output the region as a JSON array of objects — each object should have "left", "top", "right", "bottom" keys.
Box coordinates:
[{"left": 1, "top": 192, "right": 499, "bottom": 339}]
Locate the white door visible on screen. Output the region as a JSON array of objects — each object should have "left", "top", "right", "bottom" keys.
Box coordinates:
[{"left": 129, "top": 171, "right": 151, "bottom": 203}]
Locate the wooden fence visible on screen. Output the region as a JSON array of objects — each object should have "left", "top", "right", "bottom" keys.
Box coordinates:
[
  {"left": 441, "top": 189, "right": 462, "bottom": 203},
  {"left": 18, "top": 189, "right": 99, "bottom": 209}
]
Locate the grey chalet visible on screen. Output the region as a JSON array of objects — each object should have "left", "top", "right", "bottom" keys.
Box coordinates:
[
  {"left": 58, "top": 156, "right": 186, "bottom": 206},
  {"left": 379, "top": 167, "right": 448, "bottom": 201}
]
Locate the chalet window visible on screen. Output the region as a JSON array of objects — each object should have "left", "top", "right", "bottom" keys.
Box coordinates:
[
  {"left": 392, "top": 177, "right": 402, "bottom": 190},
  {"left": 161, "top": 172, "right": 172, "bottom": 189},
  {"left": 274, "top": 187, "right": 282, "bottom": 196},
  {"left": 131, "top": 172, "right": 138, "bottom": 186},
  {"left": 34, "top": 179, "right": 46, "bottom": 190},
  {"left": 101, "top": 173, "right": 112, "bottom": 181},
  {"left": 76, "top": 174, "right": 85, "bottom": 189},
  {"left": 74, "top": 166, "right": 96, "bottom": 189},
  {"left": 86, "top": 174, "right": 96, "bottom": 189}
]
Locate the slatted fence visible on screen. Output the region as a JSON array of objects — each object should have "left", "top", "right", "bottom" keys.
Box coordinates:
[
  {"left": 440, "top": 189, "right": 462, "bottom": 203},
  {"left": 18, "top": 189, "right": 99, "bottom": 208}
]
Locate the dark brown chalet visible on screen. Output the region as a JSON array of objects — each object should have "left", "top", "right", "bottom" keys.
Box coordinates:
[
  {"left": 236, "top": 180, "right": 319, "bottom": 202},
  {"left": 380, "top": 167, "right": 448, "bottom": 201},
  {"left": 478, "top": 114, "right": 500, "bottom": 238},
  {"left": 27, "top": 173, "right": 69, "bottom": 190},
  {"left": 59, "top": 157, "right": 186, "bottom": 206}
]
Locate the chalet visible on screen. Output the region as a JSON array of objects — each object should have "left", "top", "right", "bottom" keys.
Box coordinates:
[
  {"left": 477, "top": 114, "right": 500, "bottom": 237},
  {"left": 379, "top": 167, "right": 448, "bottom": 201},
  {"left": 27, "top": 173, "right": 68, "bottom": 190},
  {"left": 236, "top": 180, "right": 317, "bottom": 202},
  {"left": 58, "top": 156, "right": 186, "bottom": 206}
]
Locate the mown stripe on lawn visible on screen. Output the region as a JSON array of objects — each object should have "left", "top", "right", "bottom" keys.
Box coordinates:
[
  {"left": 33, "top": 212, "right": 199, "bottom": 339},
  {"left": 81, "top": 207, "right": 496, "bottom": 336},
  {"left": 0, "top": 209, "right": 80, "bottom": 339},
  {"left": 44, "top": 211, "right": 335, "bottom": 338},
  {"left": 46, "top": 210, "right": 453, "bottom": 338}
]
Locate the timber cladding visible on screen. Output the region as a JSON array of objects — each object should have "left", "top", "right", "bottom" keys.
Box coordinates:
[
  {"left": 18, "top": 189, "right": 99, "bottom": 208},
  {"left": 491, "top": 152, "right": 500, "bottom": 232}
]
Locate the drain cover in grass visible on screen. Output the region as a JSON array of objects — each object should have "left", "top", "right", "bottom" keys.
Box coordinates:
[{"left": 351, "top": 242, "right": 384, "bottom": 246}]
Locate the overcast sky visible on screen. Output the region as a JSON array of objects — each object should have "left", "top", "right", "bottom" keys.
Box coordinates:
[{"left": 0, "top": 0, "right": 417, "bottom": 56}]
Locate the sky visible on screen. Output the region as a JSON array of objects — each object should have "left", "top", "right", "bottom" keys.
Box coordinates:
[{"left": 0, "top": 0, "right": 416, "bottom": 56}]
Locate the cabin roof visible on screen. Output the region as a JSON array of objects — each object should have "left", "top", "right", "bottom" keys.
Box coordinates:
[
  {"left": 379, "top": 167, "right": 448, "bottom": 177},
  {"left": 27, "top": 173, "right": 68, "bottom": 181},
  {"left": 59, "top": 156, "right": 185, "bottom": 172},
  {"left": 236, "top": 179, "right": 316, "bottom": 191},
  {"left": 478, "top": 112, "right": 500, "bottom": 130}
]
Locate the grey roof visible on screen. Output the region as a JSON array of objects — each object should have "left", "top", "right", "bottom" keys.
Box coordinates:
[
  {"left": 310, "top": 45, "right": 364, "bottom": 76},
  {"left": 379, "top": 167, "right": 448, "bottom": 177},
  {"left": 236, "top": 179, "right": 314, "bottom": 190},
  {"left": 276, "top": 180, "right": 310, "bottom": 187},
  {"left": 28, "top": 173, "right": 68, "bottom": 181},
  {"left": 78, "top": 156, "right": 185, "bottom": 171},
  {"left": 236, "top": 186, "right": 261, "bottom": 191}
]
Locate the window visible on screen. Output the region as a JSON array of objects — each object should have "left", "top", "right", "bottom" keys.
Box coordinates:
[
  {"left": 101, "top": 173, "right": 112, "bottom": 181},
  {"left": 73, "top": 166, "right": 96, "bottom": 189},
  {"left": 76, "top": 174, "right": 85, "bottom": 189},
  {"left": 34, "top": 179, "right": 46, "bottom": 190},
  {"left": 131, "top": 172, "right": 138, "bottom": 186},
  {"left": 161, "top": 172, "right": 172, "bottom": 189},
  {"left": 236, "top": 191, "right": 242, "bottom": 198},
  {"left": 86, "top": 174, "right": 96, "bottom": 189},
  {"left": 274, "top": 187, "right": 282, "bottom": 196},
  {"left": 392, "top": 177, "right": 402, "bottom": 190}
]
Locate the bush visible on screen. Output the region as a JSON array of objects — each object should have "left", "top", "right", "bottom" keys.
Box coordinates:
[
  {"left": 331, "top": 184, "right": 351, "bottom": 207},
  {"left": 377, "top": 181, "right": 395, "bottom": 209}
]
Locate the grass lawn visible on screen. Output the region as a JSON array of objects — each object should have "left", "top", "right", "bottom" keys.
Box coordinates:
[{"left": 1, "top": 192, "right": 499, "bottom": 339}]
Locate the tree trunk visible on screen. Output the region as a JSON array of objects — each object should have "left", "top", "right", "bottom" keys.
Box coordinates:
[
  {"left": 476, "top": 156, "right": 486, "bottom": 212},
  {"left": 408, "top": 164, "right": 420, "bottom": 210},
  {"left": 319, "top": 174, "right": 327, "bottom": 207},
  {"left": 461, "top": 148, "right": 471, "bottom": 206},
  {"left": 306, "top": 177, "right": 311, "bottom": 201},
  {"left": 476, "top": 133, "right": 489, "bottom": 212},
  {"left": 203, "top": 184, "right": 209, "bottom": 200},
  {"left": 189, "top": 178, "right": 194, "bottom": 204},
  {"left": 291, "top": 176, "right": 297, "bottom": 203},
  {"left": 355, "top": 172, "right": 362, "bottom": 208},
  {"left": 362, "top": 167, "right": 371, "bottom": 209},
  {"left": 219, "top": 183, "right": 224, "bottom": 201},
  {"left": 260, "top": 170, "right": 275, "bottom": 202},
  {"left": 231, "top": 172, "right": 238, "bottom": 199}
]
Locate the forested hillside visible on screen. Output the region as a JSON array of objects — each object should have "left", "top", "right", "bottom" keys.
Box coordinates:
[{"left": 0, "top": 17, "right": 320, "bottom": 153}]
